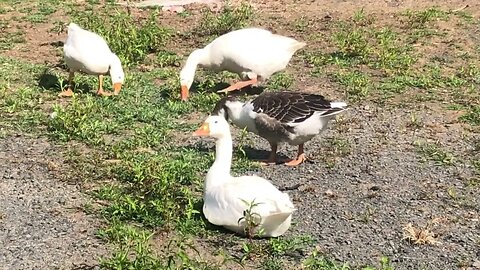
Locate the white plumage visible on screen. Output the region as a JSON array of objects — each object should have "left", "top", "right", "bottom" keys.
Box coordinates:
[
  {"left": 179, "top": 28, "right": 306, "bottom": 100},
  {"left": 61, "top": 23, "right": 124, "bottom": 97},
  {"left": 193, "top": 115, "right": 295, "bottom": 237}
]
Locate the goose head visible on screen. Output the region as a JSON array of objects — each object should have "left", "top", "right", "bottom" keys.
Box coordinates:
[
  {"left": 180, "top": 49, "right": 208, "bottom": 101},
  {"left": 211, "top": 95, "right": 245, "bottom": 122},
  {"left": 109, "top": 53, "right": 125, "bottom": 93},
  {"left": 193, "top": 115, "right": 230, "bottom": 139}
]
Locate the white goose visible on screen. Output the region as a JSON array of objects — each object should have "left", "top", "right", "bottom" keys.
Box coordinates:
[
  {"left": 179, "top": 28, "right": 306, "bottom": 101},
  {"left": 61, "top": 23, "right": 125, "bottom": 97},
  {"left": 212, "top": 91, "right": 348, "bottom": 166},
  {"left": 193, "top": 115, "right": 295, "bottom": 237}
]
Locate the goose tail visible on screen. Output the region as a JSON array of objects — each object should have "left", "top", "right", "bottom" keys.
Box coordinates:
[
  {"left": 291, "top": 41, "right": 307, "bottom": 52},
  {"left": 67, "top": 22, "right": 82, "bottom": 32},
  {"left": 330, "top": 101, "right": 348, "bottom": 109}
]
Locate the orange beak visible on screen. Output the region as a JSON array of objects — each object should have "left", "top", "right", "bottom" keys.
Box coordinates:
[
  {"left": 113, "top": 83, "right": 122, "bottom": 95},
  {"left": 193, "top": 122, "right": 210, "bottom": 136},
  {"left": 181, "top": 85, "right": 189, "bottom": 101}
]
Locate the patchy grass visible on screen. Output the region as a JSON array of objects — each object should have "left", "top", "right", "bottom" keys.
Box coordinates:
[
  {"left": 302, "top": 7, "right": 479, "bottom": 104},
  {"left": 414, "top": 141, "right": 456, "bottom": 166},
  {"left": 195, "top": 2, "right": 253, "bottom": 37}
]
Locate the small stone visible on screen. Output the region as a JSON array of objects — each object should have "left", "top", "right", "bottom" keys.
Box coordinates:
[{"left": 325, "top": 189, "right": 334, "bottom": 197}]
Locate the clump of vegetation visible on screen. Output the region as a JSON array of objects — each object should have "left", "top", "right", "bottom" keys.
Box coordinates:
[
  {"left": 402, "top": 7, "right": 449, "bottom": 29},
  {"left": 195, "top": 2, "right": 253, "bottom": 37},
  {"left": 402, "top": 223, "right": 439, "bottom": 245},
  {"left": 414, "top": 141, "right": 456, "bottom": 166},
  {"left": 267, "top": 72, "right": 294, "bottom": 90},
  {"left": 460, "top": 106, "right": 480, "bottom": 126},
  {"left": 71, "top": 4, "right": 172, "bottom": 66}
]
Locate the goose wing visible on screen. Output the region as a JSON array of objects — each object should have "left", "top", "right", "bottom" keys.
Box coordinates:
[
  {"left": 251, "top": 92, "right": 346, "bottom": 124},
  {"left": 203, "top": 176, "right": 294, "bottom": 228}
]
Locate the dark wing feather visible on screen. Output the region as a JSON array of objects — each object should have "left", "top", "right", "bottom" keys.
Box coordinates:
[{"left": 251, "top": 92, "right": 345, "bottom": 124}]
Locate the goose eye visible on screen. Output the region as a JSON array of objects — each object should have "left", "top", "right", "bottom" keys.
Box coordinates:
[{"left": 214, "top": 120, "right": 218, "bottom": 124}]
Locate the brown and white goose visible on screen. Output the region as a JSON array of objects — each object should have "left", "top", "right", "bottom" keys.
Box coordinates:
[{"left": 212, "top": 91, "right": 348, "bottom": 166}]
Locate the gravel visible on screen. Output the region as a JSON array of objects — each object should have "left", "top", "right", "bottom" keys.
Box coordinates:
[
  {"left": 0, "top": 135, "right": 107, "bottom": 270},
  {"left": 191, "top": 102, "right": 480, "bottom": 269}
]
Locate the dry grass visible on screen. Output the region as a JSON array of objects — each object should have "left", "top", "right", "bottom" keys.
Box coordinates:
[{"left": 402, "top": 223, "right": 439, "bottom": 245}]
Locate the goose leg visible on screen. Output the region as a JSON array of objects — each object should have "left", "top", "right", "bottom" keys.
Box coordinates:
[
  {"left": 259, "top": 143, "right": 277, "bottom": 165},
  {"left": 217, "top": 77, "right": 258, "bottom": 93},
  {"left": 285, "top": 144, "right": 306, "bottom": 166},
  {"left": 58, "top": 71, "right": 75, "bottom": 97},
  {"left": 96, "top": 75, "right": 112, "bottom": 96}
]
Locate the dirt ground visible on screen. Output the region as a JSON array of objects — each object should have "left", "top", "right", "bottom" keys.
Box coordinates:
[{"left": 1, "top": 0, "right": 479, "bottom": 269}]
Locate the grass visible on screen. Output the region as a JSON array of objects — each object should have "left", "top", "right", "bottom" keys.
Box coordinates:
[
  {"left": 0, "top": 0, "right": 479, "bottom": 269},
  {"left": 302, "top": 6, "right": 479, "bottom": 104},
  {"left": 414, "top": 141, "right": 456, "bottom": 166},
  {"left": 194, "top": 2, "right": 253, "bottom": 37}
]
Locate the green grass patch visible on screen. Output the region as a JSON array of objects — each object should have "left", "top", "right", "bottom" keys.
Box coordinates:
[
  {"left": 460, "top": 106, "right": 480, "bottom": 126},
  {"left": 414, "top": 141, "right": 456, "bottom": 166},
  {"left": 0, "top": 30, "right": 26, "bottom": 51}
]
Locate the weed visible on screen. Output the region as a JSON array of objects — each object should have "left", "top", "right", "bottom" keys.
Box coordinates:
[
  {"left": 333, "top": 27, "right": 370, "bottom": 60},
  {"left": 238, "top": 199, "right": 264, "bottom": 238},
  {"left": 414, "top": 141, "right": 456, "bottom": 166},
  {"left": 372, "top": 28, "right": 416, "bottom": 74},
  {"left": 403, "top": 7, "right": 449, "bottom": 28},
  {"left": 266, "top": 72, "right": 294, "bottom": 90},
  {"left": 460, "top": 106, "right": 480, "bottom": 126},
  {"left": 406, "top": 113, "right": 422, "bottom": 129},
  {"left": 155, "top": 50, "right": 182, "bottom": 68},
  {"left": 268, "top": 235, "right": 314, "bottom": 256},
  {"left": 293, "top": 16, "right": 310, "bottom": 32},
  {"left": 235, "top": 127, "right": 251, "bottom": 158},
  {"left": 48, "top": 96, "right": 114, "bottom": 145},
  {"left": 302, "top": 250, "right": 350, "bottom": 269},
  {"left": 333, "top": 70, "right": 371, "bottom": 99},
  {"left": 195, "top": 2, "right": 253, "bottom": 37},
  {"left": 363, "top": 257, "right": 396, "bottom": 270},
  {"left": 0, "top": 31, "right": 26, "bottom": 51}
]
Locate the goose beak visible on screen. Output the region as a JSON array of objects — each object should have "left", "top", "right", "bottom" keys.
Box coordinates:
[
  {"left": 113, "top": 83, "right": 122, "bottom": 95},
  {"left": 181, "top": 85, "right": 189, "bottom": 101},
  {"left": 193, "top": 122, "right": 210, "bottom": 136}
]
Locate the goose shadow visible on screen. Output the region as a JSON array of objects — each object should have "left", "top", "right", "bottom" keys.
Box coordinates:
[
  {"left": 241, "top": 145, "right": 291, "bottom": 163},
  {"left": 37, "top": 69, "right": 94, "bottom": 95}
]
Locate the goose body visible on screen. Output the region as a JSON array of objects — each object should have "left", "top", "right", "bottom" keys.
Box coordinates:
[
  {"left": 193, "top": 116, "right": 295, "bottom": 237},
  {"left": 179, "top": 28, "right": 306, "bottom": 100},
  {"left": 212, "top": 91, "right": 348, "bottom": 166},
  {"left": 61, "top": 23, "right": 124, "bottom": 97}
]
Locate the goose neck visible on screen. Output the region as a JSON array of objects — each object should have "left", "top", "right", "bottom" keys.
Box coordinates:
[{"left": 205, "top": 135, "right": 233, "bottom": 189}]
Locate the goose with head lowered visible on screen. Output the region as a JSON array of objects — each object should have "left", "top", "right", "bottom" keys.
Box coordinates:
[
  {"left": 212, "top": 91, "right": 348, "bottom": 166},
  {"left": 179, "top": 27, "right": 306, "bottom": 101},
  {"left": 193, "top": 115, "right": 295, "bottom": 237},
  {"left": 60, "top": 23, "right": 125, "bottom": 97}
]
